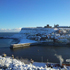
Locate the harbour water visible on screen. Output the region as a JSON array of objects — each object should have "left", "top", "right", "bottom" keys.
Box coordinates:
[{"left": 0, "top": 32, "right": 70, "bottom": 63}]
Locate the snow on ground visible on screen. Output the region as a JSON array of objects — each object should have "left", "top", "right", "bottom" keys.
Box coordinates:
[
  {"left": 10, "top": 27, "right": 70, "bottom": 44},
  {"left": 33, "top": 62, "right": 46, "bottom": 67},
  {"left": 0, "top": 55, "right": 70, "bottom": 70},
  {"left": 18, "top": 38, "right": 37, "bottom": 44},
  {"left": 20, "top": 28, "right": 58, "bottom": 35},
  {"left": 17, "top": 28, "right": 58, "bottom": 44}
]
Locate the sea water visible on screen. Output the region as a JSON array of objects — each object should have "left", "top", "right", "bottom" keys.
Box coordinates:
[
  {"left": 0, "top": 32, "right": 70, "bottom": 63},
  {"left": 0, "top": 32, "right": 18, "bottom": 48}
]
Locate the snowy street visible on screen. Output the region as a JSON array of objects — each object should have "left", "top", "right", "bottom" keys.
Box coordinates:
[{"left": 0, "top": 55, "right": 70, "bottom": 70}]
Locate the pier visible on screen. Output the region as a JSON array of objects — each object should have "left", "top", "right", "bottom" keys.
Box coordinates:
[
  {"left": 10, "top": 41, "right": 69, "bottom": 49},
  {"left": 10, "top": 42, "right": 42, "bottom": 49}
]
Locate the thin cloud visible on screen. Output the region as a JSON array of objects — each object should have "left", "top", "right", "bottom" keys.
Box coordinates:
[{"left": 0, "top": 28, "right": 21, "bottom": 32}]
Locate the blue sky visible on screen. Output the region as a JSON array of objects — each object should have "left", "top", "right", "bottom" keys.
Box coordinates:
[{"left": 0, "top": 0, "right": 70, "bottom": 32}]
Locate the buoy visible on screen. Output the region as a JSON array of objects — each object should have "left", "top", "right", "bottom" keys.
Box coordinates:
[{"left": 37, "top": 50, "right": 39, "bottom": 52}]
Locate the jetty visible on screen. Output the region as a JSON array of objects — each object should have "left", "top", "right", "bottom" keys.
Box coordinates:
[
  {"left": 10, "top": 42, "right": 42, "bottom": 49},
  {"left": 10, "top": 41, "right": 69, "bottom": 49}
]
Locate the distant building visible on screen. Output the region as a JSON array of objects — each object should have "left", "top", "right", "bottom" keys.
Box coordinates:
[
  {"left": 54, "top": 24, "right": 59, "bottom": 28},
  {"left": 57, "top": 26, "right": 69, "bottom": 28},
  {"left": 37, "top": 27, "right": 43, "bottom": 28},
  {"left": 54, "top": 24, "right": 70, "bottom": 28},
  {"left": 44, "top": 24, "right": 52, "bottom": 28}
]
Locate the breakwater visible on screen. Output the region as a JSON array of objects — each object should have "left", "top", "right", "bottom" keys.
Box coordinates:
[
  {"left": 10, "top": 41, "right": 69, "bottom": 49},
  {"left": 10, "top": 42, "right": 42, "bottom": 49}
]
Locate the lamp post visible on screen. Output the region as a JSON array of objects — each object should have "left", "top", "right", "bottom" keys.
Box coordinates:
[
  {"left": 11, "top": 54, "right": 14, "bottom": 70},
  {"left": 30, "top": 59, "right": 34, "bottom": 70}
]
